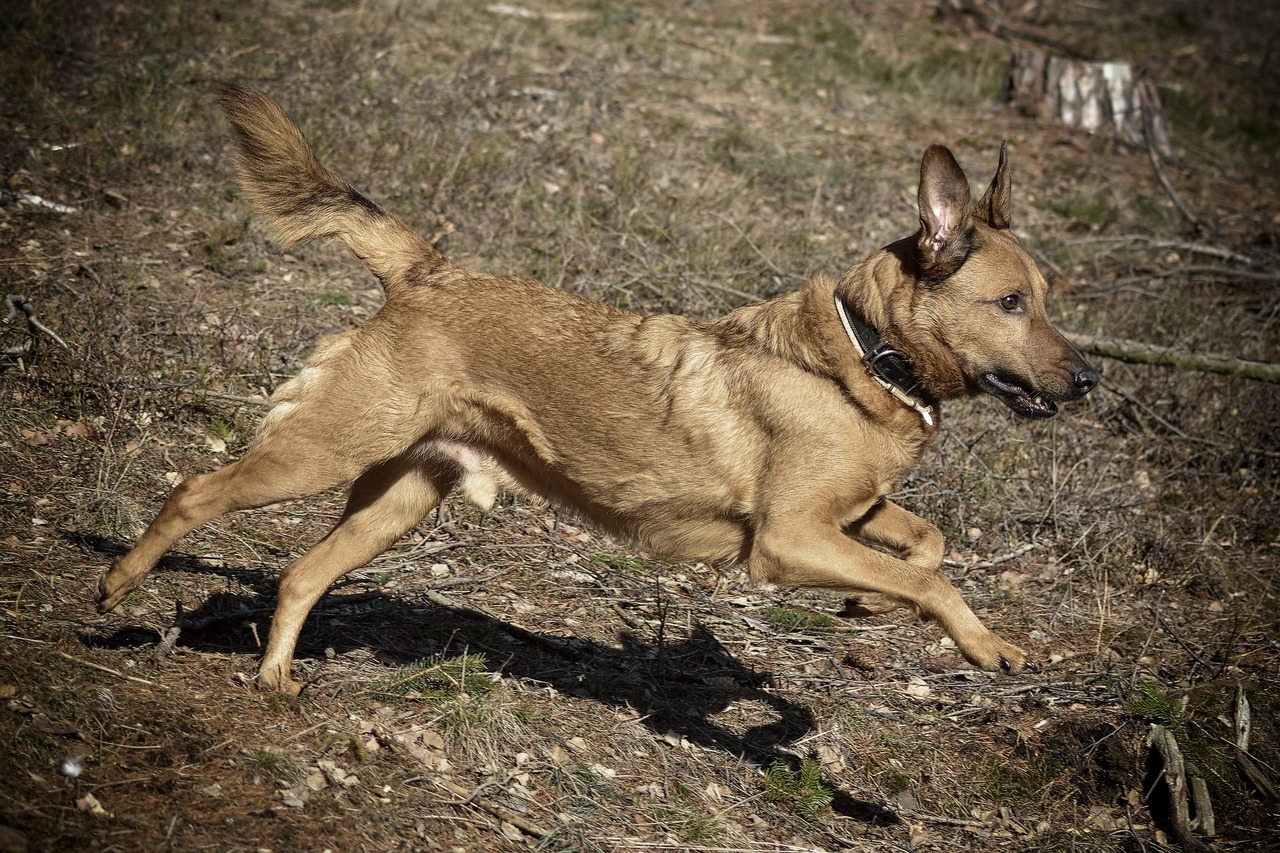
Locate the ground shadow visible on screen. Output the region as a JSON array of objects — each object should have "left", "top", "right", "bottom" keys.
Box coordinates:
[{"left": 78, "top": 536, "right": 898, "bottom": 825}]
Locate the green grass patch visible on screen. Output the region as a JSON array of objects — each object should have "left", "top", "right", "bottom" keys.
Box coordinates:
[
  {"left": 761, "top": 9, "right": 1007, "bottom": 109},
  {"left": 981, "top": 752, "right": 1067, "bottom": 806},
  {"left": 1052, "top": 191, "right": 1115, "bottom": 228},
  {"left": 649, "top": 805, "right": 727, "bottom": 844},
  {"left": 764, "top": 754, "right": 834, "bottom": 824},
  {"left": 366, "top": 651, "right": 495, "bottom": 702},
  {"left": 760, "top": 605, "right": 836, "bottom": 632},
  {"left": 316, "top": 291, "right": 352, "bottom": 307},
  {"left": 590, "top": 552, "right": 648, "bottom": 575}
]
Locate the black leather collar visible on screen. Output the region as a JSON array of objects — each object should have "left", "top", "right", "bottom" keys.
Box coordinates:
[{"left": 834, "top": 296, "right": 936, "bottom": 425}]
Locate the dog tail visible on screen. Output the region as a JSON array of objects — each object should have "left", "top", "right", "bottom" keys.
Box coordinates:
[{"left": 214, "top": 82, "right": 446, "bottom": 293}]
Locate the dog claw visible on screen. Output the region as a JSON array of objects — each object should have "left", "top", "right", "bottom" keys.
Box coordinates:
[
  {"left": 998, "top": 655, "right": 1011, "bottom": 672},
  {"left": 1024, "top": 658, "right": 1041, "bottom": 673}
]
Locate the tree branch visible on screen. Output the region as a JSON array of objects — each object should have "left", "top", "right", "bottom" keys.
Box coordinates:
[{"left": 1065, "top": 332, "right": 1280, "bottom": 383}]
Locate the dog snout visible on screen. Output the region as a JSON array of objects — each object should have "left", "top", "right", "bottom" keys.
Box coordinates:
[{"left": 1071, "top": 365, "right": 1100, "bottom": 396}]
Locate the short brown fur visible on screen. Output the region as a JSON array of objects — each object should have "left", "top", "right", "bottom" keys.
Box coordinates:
[{"left": 97, "top": 84, "right": 1099, "bottom": 694}]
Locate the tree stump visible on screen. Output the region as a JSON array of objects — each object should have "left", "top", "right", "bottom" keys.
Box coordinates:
[{"left": 1003, "top": 49, "right": 1172, "bottom": 156}]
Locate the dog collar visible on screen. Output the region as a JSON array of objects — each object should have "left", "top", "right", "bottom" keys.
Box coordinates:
[{"left": 834, "top": 295, "right": 936, "bottom": 427}]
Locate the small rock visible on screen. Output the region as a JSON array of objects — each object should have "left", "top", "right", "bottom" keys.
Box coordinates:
[
  {"left": 905, "top": 678, "right": 932, "bottom": 699},
  {"left": 280, "top": 789, "right": 307, "bottom": 808}
]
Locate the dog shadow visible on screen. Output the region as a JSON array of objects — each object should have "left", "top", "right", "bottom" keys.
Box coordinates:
[{"left": 78, "top": 537, "right": 897, "bottom": 825}]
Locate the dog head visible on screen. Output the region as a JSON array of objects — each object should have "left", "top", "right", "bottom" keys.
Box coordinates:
[{"left": 904, "top": 143, "right": 1099, "bottom": 418}]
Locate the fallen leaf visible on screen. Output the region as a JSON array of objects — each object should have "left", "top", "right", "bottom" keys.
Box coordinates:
[
  {"left": 905, "top": 679, "right": 932, "bottom": 699},
  {"left": 30, "top": 712, "right": 85, "bottom": 740},
  {"left": 999, "top": 570, "right": 1030, "bottom": 589},
  {"left": 77, "top": 793, "right": 109, "bottom": 817},
  {"left": 817, "top": 743, "right": 845, "bottom": 773},
  {"left": 63, "top": 420, "right": 90, "bottom": 438},
  {"left": 20, "top": 429, "right": 49, "bottom": 447}
]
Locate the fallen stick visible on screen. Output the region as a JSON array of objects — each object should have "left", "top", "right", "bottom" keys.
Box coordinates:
[
  {"left": 1145, "top": 724, "right": 1208, "bottom": 851},
  {"left": 56, "top": 651, "right": 157, "bottom": 686},
  {"left": 1234, "top": 684, "right": 1280, "bottom": 802},
  {"left": 3, "top": 294, "right": 70, "bottom": 356},
  {"left": 1065, "top": 332, "right": 1280, "bottom": 383}
]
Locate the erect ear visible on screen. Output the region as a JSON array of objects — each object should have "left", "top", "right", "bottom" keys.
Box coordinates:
[
  {"left": 916, "top": 144, "right": 974, "bottom": 276},
  {"left": 976, "top": 140, "right": 1012, "bottom": 229}
]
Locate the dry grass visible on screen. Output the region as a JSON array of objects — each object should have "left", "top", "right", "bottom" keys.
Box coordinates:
[{"left": 2, "top": 0, "right": 1278, "bottom": 850}]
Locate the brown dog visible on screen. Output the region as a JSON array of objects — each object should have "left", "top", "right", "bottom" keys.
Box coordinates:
[{"left": 97, "top": 84, "right": 1099, "bottom": 694}]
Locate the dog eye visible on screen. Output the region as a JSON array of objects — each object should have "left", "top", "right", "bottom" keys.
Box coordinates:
[{"left": 999, "top": 294, "right": 1022, "bottom": 312}]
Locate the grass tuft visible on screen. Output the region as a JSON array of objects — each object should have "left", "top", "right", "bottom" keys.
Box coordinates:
[
  {"left": 760, "top": 605, "right": 836, "bottom": 632},
  {"left": 366, "top": 651, "right": 494, "bottom": 703},
  {"left": 764, "top": 754, "right": 834, "bottom": 824}
]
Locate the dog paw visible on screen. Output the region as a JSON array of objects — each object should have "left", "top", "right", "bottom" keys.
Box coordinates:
[
  {"left": 257, "top": 666, "right": 303, "bottom": 697},
  {"left": 95, "top": 568, "right": 133, "bottom": 613},
  {"left": 959, "top": 632, "right": 1037, "bottom": 674},
  {"left": 838, "top": 594, "right": 902, "bottom": 618}
]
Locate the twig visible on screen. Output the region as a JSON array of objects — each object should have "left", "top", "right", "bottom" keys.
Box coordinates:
[
  {"left": 56, "top": 651, "right": 157, "bottom": 686},
  {"left": 152, "top": 600, "right": 184, "bottom": 664},
  {"left": 900, "top": 809, "right": 991, "bottom": 828},
  {"left": 422, "top": 589, "right": 585, "bottom": 660},
  {"left": 1102, "top": 384, "right": 1280, "bottom": 460},
  {"left": 1142, "top": 85, "right": 1200, "bottom": 231},
  {"left": 709, "top": 213, "right": 786, "bottom": 276},
  {"left": 1145, "top": 604, "right": 1214, "bottom": 673},
  {"left": 697, "top": 277, "right": 767, "bottom": 304},
  {"left": 432, "top": 774, "right": 550, "bottom": 837},
  {"left": 3, "top": 190, "right": 78, "bottom": 214},
  {"left": 951, "top": 0, "right": 1084, "bottom": 57},
  {"left": 943, "top": 542, "right": 1037, "bottom": 571},
  {"left": 179, "top": 387, "right": 270, "bottom": 407},
  {"left": 3, "top": 294, "right": 70, "bottom": 356},
  {"left": 1065, "top": 331, "right": 1280, "bottom": 383},
  {"left": 1142, "top": 239, "right": 1255, "bottom": 265}
]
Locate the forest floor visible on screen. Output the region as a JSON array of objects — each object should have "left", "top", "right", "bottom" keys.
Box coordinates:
[{"left": 1, "top": 1, "right": 1277, "bottom": 851}]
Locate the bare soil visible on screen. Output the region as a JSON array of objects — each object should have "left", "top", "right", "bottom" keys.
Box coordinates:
[{"left": 2, "top": 1, "right": 1277, "bottom": 851}]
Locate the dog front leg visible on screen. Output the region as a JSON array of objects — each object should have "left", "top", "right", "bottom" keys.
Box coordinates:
[
  {"left": 752, "top": 514, "right": 1034, "bottom": 672},
  {"left": 838, "top": 499, "right": 945, "bottom": 616}
]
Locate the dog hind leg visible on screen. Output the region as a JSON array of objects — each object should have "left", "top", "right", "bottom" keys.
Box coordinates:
[
  {"left": 96, "top": 369, "right": 421, "bottom": 614},
  {"left": 256, "top": 453, "right": 456, "bottom": 694},
  {"left": 96, "top": 441, "right": 370, "bottom": 613}
]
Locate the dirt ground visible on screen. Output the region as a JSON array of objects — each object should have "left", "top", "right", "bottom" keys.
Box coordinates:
[{"left": 2, "top": 1, "right": 1278, "bottom": 851}]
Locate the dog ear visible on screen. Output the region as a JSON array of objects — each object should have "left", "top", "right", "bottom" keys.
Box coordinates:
[
  {"left": 976, "top": 141, "right": 1011, "bottom": 229},
  {"left": 917, "top": 144, "right": 973, "bottom": 276}
]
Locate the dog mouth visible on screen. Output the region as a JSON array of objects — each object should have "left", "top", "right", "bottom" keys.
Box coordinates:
[{"left": 977, "top": 372, "right": 1059, "bottom": 419}]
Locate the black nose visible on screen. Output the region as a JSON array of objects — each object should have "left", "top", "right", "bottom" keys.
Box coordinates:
[{"left": 1072, "top": 367, "right": 1100, "bottom": 394}]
